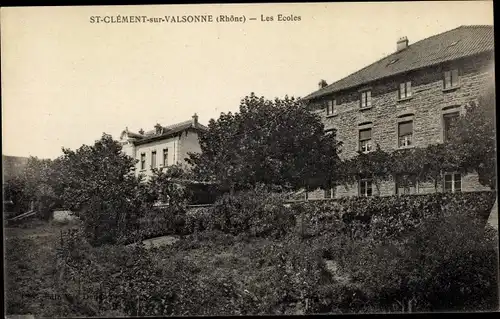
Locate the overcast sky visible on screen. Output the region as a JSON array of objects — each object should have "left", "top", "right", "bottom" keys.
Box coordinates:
[{"left": 1, "top": 2, "right": 494, "bottom": 159}]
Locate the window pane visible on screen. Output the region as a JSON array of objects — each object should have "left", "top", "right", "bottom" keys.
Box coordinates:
[
  {"left": 398, "top": 121, "right": 413, "bottom": 136},
  {"left": 151, "top": 151, "right": 156, "bottom": 167},
  {"left": 406, "top": 81, "right": 412, "bottom": 96},
  {"left": 359, "top": 128, "right": 372, "bottom": 140},
  {"left": 400, "top": 83, "right": 405, "bottom": 97},
  {"left": 454, "top": 174, "right": 462, "bottom": 192},
  {"left": 366, "top": 91, "right": 371, "bottom": 106},
  {"left": 360, "top": 181, "right": 366, "bottom": 196},
  {"left": 324, "top": 188, "right": 331, "bottom": 199},
  {"left": 444, "top": 181, "right": 453, "bottom": 192},
  {"left": 163, "top": 149, "right": 168, "bottom": 166},
  {"left": 444, "top": 71, "right": 451, "bottom": 88},
  {"left": 444, "top": 112, "right": 459, "bottom": 140},
  {"left": 366, "top": 182, "right": 373, "bottom": 196},
  {"left": 451, "top": 69, "right": 459, "bottom": 86},
  {"left": 361, "top": 92, "right": 366, "bottom": 107},
  {"left": 444, "top": 174, "right": 452, "bottom": 182}
]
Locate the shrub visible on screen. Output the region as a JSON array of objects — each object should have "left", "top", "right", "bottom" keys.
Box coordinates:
[
  {"left": 292, "top": 191, "right": 496, "bottom": 240},
  {"left": 338, "top": 211, "right": 498, "bottom": 312},
  {"left": 191, "top": 187, "right": 296, "bottom": 238}
]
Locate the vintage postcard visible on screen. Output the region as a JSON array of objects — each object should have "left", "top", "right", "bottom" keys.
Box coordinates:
[{"left": 2, "top": 2, "right": 497, "bottom": 317}]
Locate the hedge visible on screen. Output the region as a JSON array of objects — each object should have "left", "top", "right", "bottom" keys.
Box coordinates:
[
  {"left": 123, "top": 190, "right": 496, "bottom": 244},
  {"left": 292, "top": 191, "right": 496, "bottom": 240}
]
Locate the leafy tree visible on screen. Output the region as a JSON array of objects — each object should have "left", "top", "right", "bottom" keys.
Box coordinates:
[
  {"left": 445, "top": 84, "right": 496, "bottom": 189},
  {"left": 187, "top": 93, "right": 342, "bottom": 193},
  {"left": 3, "top": 157, "right": 59, "bottom": 219},
  {"left": 148, "top": 164, "right": 190, "bottom": 210},
  {"left": 53, "top": 133, "right": 145, "bottom": 245}
]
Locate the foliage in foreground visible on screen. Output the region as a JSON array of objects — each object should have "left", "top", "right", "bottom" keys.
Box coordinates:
[{"left": 6, "top": 201, "right": 498, "bottom": 317}]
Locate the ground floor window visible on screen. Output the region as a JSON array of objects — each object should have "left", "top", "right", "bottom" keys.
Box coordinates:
[
  {"left": 324, "top": 186, "right": 335, "bottom": 199},
  {"left": 444, "top": 172, "right": 462, "bottom": 193},
  {"left": 359, "top": 177, "right": 373, "bottom": 197},
  {"left": 395, "top": 174, "right": 418, "bottom": 195}
]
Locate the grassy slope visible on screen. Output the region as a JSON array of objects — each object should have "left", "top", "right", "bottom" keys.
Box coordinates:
[{"left": 5, "top": 220, "right": 79, "bottom": 316}]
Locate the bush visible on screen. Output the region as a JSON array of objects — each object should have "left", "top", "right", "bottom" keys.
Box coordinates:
[
  {"left": 186, "top": 188, "right": 295, "bottom": 238},
  {"left": 292, "top": 191, "right": 496, "bottom": 240},
  {"left": 336, "top": 212, "right": 498, "bottom": 312}
]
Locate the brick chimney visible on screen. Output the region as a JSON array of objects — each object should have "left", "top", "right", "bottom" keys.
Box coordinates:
[
  {"left": 397, "top": 36, "right": 409, "bottom": 52},
  {"left": 192, "top": 113, "right": 198, "bottom": 127}
]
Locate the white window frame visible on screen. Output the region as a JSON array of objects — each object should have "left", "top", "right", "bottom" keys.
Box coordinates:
[
  {"left": 151, "top": 150, "right": 157, "bottom": 169},
  {"left": 443, "top": 172, "right": 462, "bottom": 193},
  {"left": 140, "top": 153, "right": 146, "bottom": 170},
  {"left": 443, "top": 111, "right": 460, "bottom": 142},
  {"left": 399, "top": 81, "right": 412, "bottom": 99},
  {"left": 360, "top": 90, "right": 372, "bottom": 109},
  {"left": 398, "top": 120, "right": 414, "bottom": 148},
  {"left": 443, "top": 69, "right": 459, "bottom": 89},
  {"left": 359, "top": 177, "right": 373, "bottom": 197},
  {"left": 162, "top": 148, "right": 168, "bottom": 167},
  {"left": 324, "top": 186, "right": 335, "bottom": 199},
  {"left": 395, "top": 174, "right": 418, "bottom": 195},
  {"left": 359, "top": 128, "right": 373, "bottom": 153},
  {"left": 326, "top": 99, "right": 336, "bottom": 116}
]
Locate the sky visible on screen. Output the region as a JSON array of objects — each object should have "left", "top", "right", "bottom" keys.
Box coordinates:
[{"left": 1, "top": 2, "right": 494, "bottom": 159}]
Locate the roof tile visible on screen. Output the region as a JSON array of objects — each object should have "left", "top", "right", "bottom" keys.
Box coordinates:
[{"left": 304, "top": 25, "right": 494, "bottom": 100}]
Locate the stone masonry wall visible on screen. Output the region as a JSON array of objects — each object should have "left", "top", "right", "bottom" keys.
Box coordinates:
[{"left": 307, "top": 52, "right": 495, "bottom": 199}]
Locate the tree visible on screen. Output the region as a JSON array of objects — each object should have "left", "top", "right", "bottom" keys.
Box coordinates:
[
  {"left": 54, "top": 133, "right": 145, "bottom": 245},
  {"left": 187, "top": 93, "right": 342, "bottom": 192},
  {"left": 3, "top": 156, "right": 59, "bottom": 219},
  {"left": 445, "top": 84, "right": 496, "bottom": 189}
]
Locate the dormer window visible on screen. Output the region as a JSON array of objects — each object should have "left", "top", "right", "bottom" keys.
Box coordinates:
[{"left": 360, "top": 90, "right": 372, "bottom": 109}]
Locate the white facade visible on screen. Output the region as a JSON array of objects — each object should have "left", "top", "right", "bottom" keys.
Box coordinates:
[{"left": 120, "top": 114, "right": 205, "bottom": 178}]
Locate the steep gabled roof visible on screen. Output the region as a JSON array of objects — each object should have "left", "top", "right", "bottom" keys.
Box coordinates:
[{"left": 304, "top": 25, "right": 494, "bottom": 100}]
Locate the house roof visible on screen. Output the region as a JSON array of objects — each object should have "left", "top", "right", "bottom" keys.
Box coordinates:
[
  {"left": 303, "top": 25, "right": 494, "bottom": 100},
  {"left": 122, "top": 118, "right": 208, "bottom": 146}
]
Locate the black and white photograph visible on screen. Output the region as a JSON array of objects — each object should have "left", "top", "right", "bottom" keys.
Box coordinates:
[{"left": 2, "top": 2, "right": 498, "bottom": 317}]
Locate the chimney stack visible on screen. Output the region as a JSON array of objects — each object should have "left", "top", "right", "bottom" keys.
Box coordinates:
[
  {"left": 318, "top": 79, "right": 328, "bottom": 90},
  {"left": 192, "top": 113, "right": 198, "bottom": 126},
  {"left": 397, "top": 36, "right": 409, "bottom": 52}
]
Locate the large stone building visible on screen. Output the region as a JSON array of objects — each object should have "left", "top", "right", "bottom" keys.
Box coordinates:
[
  {"left": 303, "top": 25, "right": 494, "bottom": 199},
  {"left": 119, "top": 114, "right": 207, "bottom": 178}
]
